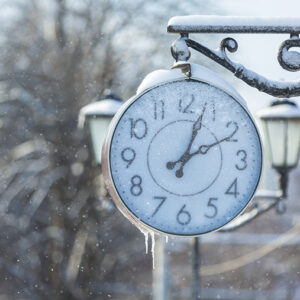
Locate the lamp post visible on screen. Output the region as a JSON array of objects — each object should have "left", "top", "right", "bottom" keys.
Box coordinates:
[
  {"left": 78, "top": 90, "right": 123, "bottom": 164},
  {"left": 257, "top": 99, "right": 300, "bottom": 199}
]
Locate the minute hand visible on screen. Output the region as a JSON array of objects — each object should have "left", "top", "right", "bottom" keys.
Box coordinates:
[
  {"left": 194, "top": 129, "right": 237, "bottom": 155},
  {"left": 182, "top": 100, "right": 207, "bottom": 155}
]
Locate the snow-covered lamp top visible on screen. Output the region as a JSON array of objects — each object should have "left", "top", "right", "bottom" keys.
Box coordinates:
[
  {"left": 257, "top": 100, "right": 300, "bottom": 120},
  {"left": 78, "top": 92, "right": 123, "bottom": 128}
]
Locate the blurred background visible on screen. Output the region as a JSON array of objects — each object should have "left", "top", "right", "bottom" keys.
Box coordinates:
[{"left": 0, "top": 0, "right": 299, "bottom": 299}]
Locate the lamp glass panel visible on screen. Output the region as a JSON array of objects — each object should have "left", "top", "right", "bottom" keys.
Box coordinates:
[
  {"left": 266, "top": 120, "right": 286, "bottom": 167},
  {"left": 89, "top": 117, "right": 112, "bottom": 164},
  {"left": 260, "top": 121, "right": 273, "bottom": 163},
  {"left": 286, "top": 119, "right": 300, "bottom": 167}
]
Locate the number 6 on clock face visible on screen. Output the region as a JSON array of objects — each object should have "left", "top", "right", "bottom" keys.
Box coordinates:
[{"left": 102, "top": 78, "right": 262, "bottom": 236}]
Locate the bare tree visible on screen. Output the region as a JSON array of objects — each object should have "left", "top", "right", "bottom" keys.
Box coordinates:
[{"left": 0, "top": 0, "right": 216, "bottom": 299}]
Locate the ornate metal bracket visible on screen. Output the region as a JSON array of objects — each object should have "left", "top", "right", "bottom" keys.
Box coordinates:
[{"left": 168, "top": 16, "right": 300, "bottom": 98}]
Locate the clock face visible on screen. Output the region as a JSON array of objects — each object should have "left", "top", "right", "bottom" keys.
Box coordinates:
[{"left": 104, "top": 79, "right": 262, "bottom": 236}]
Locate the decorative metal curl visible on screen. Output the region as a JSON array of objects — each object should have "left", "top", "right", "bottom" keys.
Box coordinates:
[
  {"left": 171, "top": 36, "right": 300, "bottom": 98},
  {"left": 278, "top": 35, "right": 300, "bottom": 71},
  {"left": 220, "top": 37, "right": 238, "bottom": 53}
]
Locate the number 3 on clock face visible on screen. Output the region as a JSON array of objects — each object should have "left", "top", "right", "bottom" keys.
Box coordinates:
[{"left": 102, "top": 79, "right": 262, "bottom": 236}]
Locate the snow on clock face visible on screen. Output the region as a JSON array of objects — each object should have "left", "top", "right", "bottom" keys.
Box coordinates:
[{"left": 102, "top": 79, "right": 262, "bottom": 236}]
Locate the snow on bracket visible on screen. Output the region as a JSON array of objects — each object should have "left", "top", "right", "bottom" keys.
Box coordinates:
[{"left": 168, "top": 15, "right": 300, "bottom": 34}]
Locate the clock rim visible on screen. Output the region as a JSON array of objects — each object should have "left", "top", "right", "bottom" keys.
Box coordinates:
[{"left": 101, "top": 77, "right": 263, "bottom": 237}]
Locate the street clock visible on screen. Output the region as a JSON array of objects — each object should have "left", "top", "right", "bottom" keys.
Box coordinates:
[{"left": 102, "top": 64, "right": 262, "bottom": 236}]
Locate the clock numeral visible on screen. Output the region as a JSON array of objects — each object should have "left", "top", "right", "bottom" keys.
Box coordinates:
[
  {"left": 179, "top": 95, "right": 195, "bottom": 113},
  {"left": 205, "top": 197, "right": 218, "bottom": 219},
  {"left": 152, "top": 196, "right": 167, "bottom": 217},
  {"left": 130, "top": 118, "right": 148, "bottom": 139},
  {"left": 130, "top": 175, "right": 143, "bottom": 196},
  {"left": 236, "top": 150, "right": 247, "bottom": 171},
  {"left": 154, "top": 100, "right": 165, "bottom": 120},
  {"left": 226, "top": 121, "right": 239, "bottom": 142},
  {"left": 121, "top": 147, "right": 136, "bottom": 168},
  {"left": 225, "top": 178, "right": 239, "bottom": 198},
  {"left": 212, "top": 101, "right": 216, "bottom": 122},
  {"left": 176, "top": 204, "right": 191, "bottom": 225}
]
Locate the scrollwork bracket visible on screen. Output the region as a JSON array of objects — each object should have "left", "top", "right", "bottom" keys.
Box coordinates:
[{"left": 168, "top": 16, "right": 300, "bottom": 98}]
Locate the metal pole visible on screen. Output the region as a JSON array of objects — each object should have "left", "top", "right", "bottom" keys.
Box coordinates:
[
  {"left": 192, "top": 237, "right": 200, "bottom": 300},
  {"left": 153, "top": 237, "right": 169, "bottom": 300}
]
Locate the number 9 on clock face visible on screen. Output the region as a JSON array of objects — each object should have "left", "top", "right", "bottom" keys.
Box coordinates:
[{"left": 102, "top": 79, "right": 262, "bottom": 236}]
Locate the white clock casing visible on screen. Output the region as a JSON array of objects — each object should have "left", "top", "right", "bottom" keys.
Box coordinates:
[{"left": 102, "top": 64, "right": 262, "bottom": 237}]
